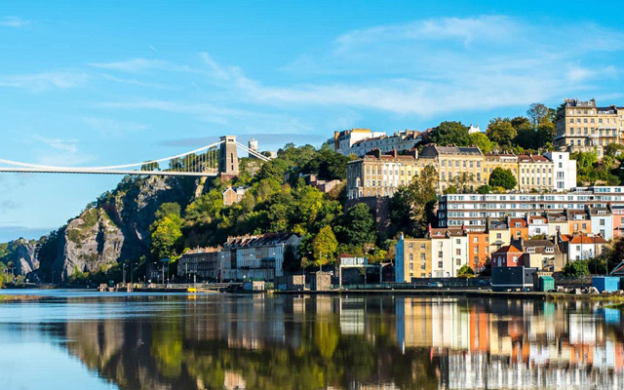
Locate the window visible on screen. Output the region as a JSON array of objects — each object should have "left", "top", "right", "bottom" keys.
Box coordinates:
[
  {"left": 513, "top": 256, "right": 518, "bottom": 263},
  {"left": 496, "top": 233, "right": 502, "bottom": 239},
  {"left": 456, "top": 239, "right": 461, "bottom": 244},
  {"left": 408, "top": 243, "right": 414, "bottom": 249},
  {"left": 582, "top": 223, "right": 587, "bottom": 230},
  {"left": 420, "top": 243, "right": 426, "bottom": 250},
  {"left": 473, "top": 247, "right": 478, "bottom": 254},
  {"left": 420, "top": 253, "right": 426, "bottom": 260},
  {"left": 600, "top": 219, "right": 605, "bottom": 226},
  {"left": 409, "top": 263, "right": 414, "bottom": 270},
  {"left": 456, "top": 259, "right": 461, "bottom": 266},
  {"left": 516, "top": 231, "right": 521, "bottom": 237},
  {"left": 438, "top": 251, "right": 443, "bottom": 258},
  {"left": 456, "top": 249, "right": 461, "bottom": 255},
  {"left": 438, "top": 261, "right": 443, "bottom": 268},
  {"left": 409, "top": 254, "right": 413, "bottom": 260},
  {"left": 421, "top": 264, "right": 426, "bottom": 270}
]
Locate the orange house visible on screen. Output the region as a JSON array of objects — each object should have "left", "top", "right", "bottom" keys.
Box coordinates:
[
  {"left": 508, "top": 217, "right": 528, "bottom": 240},
  {"left": 467, "top": 231, "right": 490, "bottom": 271},
  {"left": 567, "top": 209, "right": 591, "bottom": 234}
]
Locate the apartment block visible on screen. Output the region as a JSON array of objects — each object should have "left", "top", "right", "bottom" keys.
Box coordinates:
[
  {"left": 348, "top": 130, "right": 422, "bottom": 157},
  {"left": 395, "top": 236, "right": 432, "bottom": 282},
  {"left": 438, "top": 186, "right": 624, "bottom": 230},
  {"left": 555, "top": 98, "right": 624, "bottom": 157}
]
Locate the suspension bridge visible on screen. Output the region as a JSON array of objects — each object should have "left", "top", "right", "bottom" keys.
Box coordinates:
[{"left": 0, "top": 136, "right": 270, "bottom": 177}]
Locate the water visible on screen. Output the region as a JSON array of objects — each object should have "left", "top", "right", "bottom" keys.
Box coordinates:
[{"left": 1, "top": 290, "right": 624, "bottom": 390}]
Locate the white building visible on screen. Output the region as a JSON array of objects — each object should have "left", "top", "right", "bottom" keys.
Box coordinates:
[
  {"left": 331, "top": 128, "right": 386, "bottom": 156},
  {"left": 348, "top": 130, "right": 422, "bottom": 157},
  {"left": 545, "top": 151, "right": 577, "bottom": 191},
  {"left": 430, "top": 230, "right": 453, "bottom": 278},
  {"left": 589, "top": 207, "right": 614, "bottom": 240},
  {"left": 468, "top": 124, "right": 482, "bottom": 134},
  {"left": 527, "top": 215, "right": 548, "bottom": 237}
]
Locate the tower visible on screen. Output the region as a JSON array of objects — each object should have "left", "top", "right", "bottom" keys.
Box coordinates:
[{"left": 219, "top": 136, "right": 239, "bottom": 179}]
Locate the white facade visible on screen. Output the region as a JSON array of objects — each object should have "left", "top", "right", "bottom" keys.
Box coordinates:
[
  {"left": 333, "top": 129, "right": 386, "bottom": 155},
  {"left": 545, "top": 152, "right": 577, "bottom": 191},
  {"left": 528, "top": 216, "right": 548, "bottom": 237},
  {"left": 468, "top": 124, "right": 481, "bottom": 134},
  {"left": 590, "top": 210, "right": 614, "bottom": 240},
  {"left": 449, "top": 235, "right": 469, "bottom": 277},
  {"left": 431, "top": 236, "right": 452, "bottom": 277},
  {"left": 348, "top": 130, "right": 421, "bottom": 157}
]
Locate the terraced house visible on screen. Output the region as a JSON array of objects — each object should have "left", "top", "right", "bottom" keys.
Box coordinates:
[{"left": 347, "top": 146, "right": 576, "bottom": 200}]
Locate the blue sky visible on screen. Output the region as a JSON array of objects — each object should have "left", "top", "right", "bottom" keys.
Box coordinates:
[{"left": 1, "top": 0, "right": 624, "bottom": 242}]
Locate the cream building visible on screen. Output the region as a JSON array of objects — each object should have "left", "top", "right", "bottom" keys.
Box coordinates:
[
  {"left": 518, "top": 154, "right": 553, "bottom": 192},
  {"left": 346, "top": 150, "right": 432, "bottom": 199},
  {"left": 419, "top": 145, "right": 484, "bottom": 192},
  {"left": 555, "top": 98, "right": 624, "bottom": 157}
]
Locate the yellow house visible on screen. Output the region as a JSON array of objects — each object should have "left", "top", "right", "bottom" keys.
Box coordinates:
[{"left": 488, "top": 219, "right": 510, "bottom": 254}]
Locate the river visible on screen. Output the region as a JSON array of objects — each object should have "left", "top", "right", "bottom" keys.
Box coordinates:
[{"left": 1, "top": 290, "right": 623, "bottom": 389}]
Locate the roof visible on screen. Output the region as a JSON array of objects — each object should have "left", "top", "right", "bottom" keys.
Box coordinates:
[
  {"left": 430, "top": 228, "right": 465, "bottom": 238},
  {"left": 522, "top": 239, "right": 555, "bottom": 248},
  {"left": 509, "top": 218, "right": 527, "bottom": 228},
  {"left": 528, "top": 215, "right": 547, "bottom": 224},
  {"left": 588, "top": 207, "right": 612, "bottom": 216},
  {"left": 488, "top": 219, "right": 508, "bottom": 230},
  {"left": 518, "top": 154, "right": 552, "bottom": 163},
  {"left": 419, "top": 144, "right": 482, "bottom": 158},
  {"left": 493, "top": 245, "right": 523, "bottom": 254},
  {"left": 547, "top": 213, "right": 567, "bottom": 222},
  {"left": 568, "top": 235, "right": 609, "bottom": 244},
  {"left": 224, "top": 232, "right": 299, "bottom": 248}
]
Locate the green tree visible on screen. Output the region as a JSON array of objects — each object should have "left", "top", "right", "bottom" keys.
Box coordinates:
[
  {"left": 476, "top": 184, "right": 492, "bottom": 194},
  {"left": 408, "top": 165, "right": 439, "bottom": 236},
  {"left": 527, "top": 103, "right": 550, "bottom": 127},
  {"left": 488, "top": 167, "right": 517, "bottom": 190},
  {"left": 562, "top": 260, "right": 590, "bottom": 277},
  {"left": 468, "top": 132, "right": 494, "bottom": 153},
  {"left": 510, "top": 116, "right": 532, "bottom": 131},
  {"left": 486, "top": 117, "right": 517, "bottom": 147},
  {"left": 302, "top": 146, "right": 349, "bottom": 181},
  {"left": 312, "top": 226, "right": 338, "bottom": 266},
  {"left": 150, "top": 203, "right": 184, "bottom": 260},
  {"left": 334, "top": 203, "right": 376, "bottom": 248},
  {"left": 428, "top": 121, "right": 470, "bottom": 146},
  {"left": 457, "top": 264, "right": 475, "bottom": 278}
]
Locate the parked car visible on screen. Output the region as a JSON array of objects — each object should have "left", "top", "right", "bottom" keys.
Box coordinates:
[{"left": 427, "top": 282, "right": 443, "bottom": 288}]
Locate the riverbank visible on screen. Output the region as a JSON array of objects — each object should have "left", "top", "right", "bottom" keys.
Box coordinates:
[{"left": 0, "top": 294, "right": 42, "bottom": 302}]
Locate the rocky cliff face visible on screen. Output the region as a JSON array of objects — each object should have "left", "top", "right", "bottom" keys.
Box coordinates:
[
  {"left": 0, "top": 239, "right": 39, "bottom": 275},
  {"left": 41, "top": 175, "right": 202, "bottom": 281}
]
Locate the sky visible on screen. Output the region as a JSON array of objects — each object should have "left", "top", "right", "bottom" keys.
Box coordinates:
[{"left": 1, "top": 0, "right": 624, "bottom": 242}]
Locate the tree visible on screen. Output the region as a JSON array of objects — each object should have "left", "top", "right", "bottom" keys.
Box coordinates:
[
  {"left": 302, "top": 146, "right": 349, "bottom": 181},
  {"left": 605, "top": 143, "right": 624, "bottom": 158},
  {"left": 428, "top": 121, "right": 470, "bottom": 146},
  {"left": 457, "top": 264, "right": 475, "bottom": 278},
  {"left": 562, "top": 260, "right": 590, "bottom": 277},
  {"left": 527, "top": 103, "right": 550, "bottom": 127},
  {"left": 312, "top": 226, "right": 338, "bottom": 266},
  {"left": 488, "top": 167, "right": 517, "bottom": 190},
  {"left": 510, "top": 116, "right": 532, "bottom": 131},
  {"left": 468, "top": 132, "right": 494, "bottom": 153},
  {"left": 334, "top": 203, "right": 376, "bottom": 248},
  {"left": 150, "top": 203, "right": 183, "bottom": 260},
  {"left": 572, "top": 151, "right": 598, "bottom": 177},
  {"left": 476, "top": 185, "right": 492, "bottom": 194},
  {"left": 408, "top": 165, "right": 439, "bottom": 236},
  {"left": 486, "top": 118, "right": 517, "bottom": 147}
]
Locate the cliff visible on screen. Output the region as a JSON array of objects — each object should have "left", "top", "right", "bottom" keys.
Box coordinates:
[
  {"left": 37, "top": 175, "right": 202, "bottom": 281},
  {"left": 0, "top": 238, "right": 38, "bottom": 276}
]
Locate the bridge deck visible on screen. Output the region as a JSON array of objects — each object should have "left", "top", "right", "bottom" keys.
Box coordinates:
[{"left": 0, "top": 168, "right": 219, "bottom": 176}]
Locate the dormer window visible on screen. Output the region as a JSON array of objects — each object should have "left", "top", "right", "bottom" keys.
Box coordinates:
[
  {"left": 527, "top": 248, "right": 535, "bottom": 253},
  {"left": 545, "top": 247, "right": 554, "bottom": 253}
]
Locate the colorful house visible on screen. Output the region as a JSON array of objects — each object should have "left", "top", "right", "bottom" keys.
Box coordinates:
[
  {"left": 508, "top": 217, "right": 528, "bottom": 240},
  {"left": 491, "top": 245, "right": 524, "bottom": 267},
  {"left": 467, "top": 231, "right": 490, "bottom": 271}
]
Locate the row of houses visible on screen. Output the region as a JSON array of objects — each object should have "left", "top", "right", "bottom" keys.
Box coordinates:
[
  {"left": 395, "top": 219, "right": 609, "bottom": 282},
  {"left": 177, "top": 233, "right": 301, "bottom": 281},
  {"left": 347, "top": 146, "right": 577, "bottom": 198}
]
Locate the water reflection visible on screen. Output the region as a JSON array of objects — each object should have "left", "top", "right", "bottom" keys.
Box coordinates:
[{"left": 4, "top": 294, "right": 624, "bottom": 389}]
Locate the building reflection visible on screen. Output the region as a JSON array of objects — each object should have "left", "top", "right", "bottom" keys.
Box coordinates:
[
  {"left": 395, "top": 297, "right": 624, "bottom": 389},
  {"left": 60, "top": 295, "right": 624, "bottom": 390}
]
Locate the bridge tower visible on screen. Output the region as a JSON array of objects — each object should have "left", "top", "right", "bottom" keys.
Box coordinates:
[{"left": 219, "top": 135, "right": 239, "bottom": 179}]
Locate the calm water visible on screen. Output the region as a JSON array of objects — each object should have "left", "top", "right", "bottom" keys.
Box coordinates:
[{"left": 1, "top": 291, "right": 624, "bottom": 390}]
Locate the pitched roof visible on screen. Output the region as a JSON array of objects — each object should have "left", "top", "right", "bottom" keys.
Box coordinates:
[
  {"left": 224, "top": 233, "right": 299, "bottom": 248},
  {"left": 528, "top": 215, "right": 547, "bottom": 224},
  {"left": 568, "top": 235, "right": 609, "bottom": 244},
  {"left": 509, "top": 218, "right": 527, "bottom": 228},
  {"left": 493, "top": 245, "right": 523, "bottom": 254},
  {"left": 419, "top": 144, "right": 482, "bottom": 158}
]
